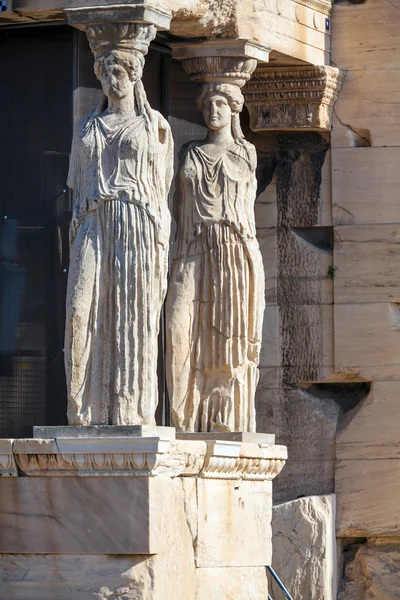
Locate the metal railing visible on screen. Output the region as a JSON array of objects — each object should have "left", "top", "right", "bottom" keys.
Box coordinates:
[{"left": 267, "top": 566, "right": 294, "bottom": 600}]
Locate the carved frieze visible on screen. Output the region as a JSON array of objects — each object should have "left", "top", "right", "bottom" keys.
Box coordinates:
[{"left": 244, "top": 66, "right": 345, "bottom": 132}]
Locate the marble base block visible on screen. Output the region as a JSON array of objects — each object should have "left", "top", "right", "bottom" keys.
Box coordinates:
[
  {"left": 33, "top": 425, "right": 176, "bottom": 439},
  {"left": 177, "top": 431, "right": 275, "bottom": 444},
  {"left": 0, "top": 433, "right": 286, "bottom": 599}
]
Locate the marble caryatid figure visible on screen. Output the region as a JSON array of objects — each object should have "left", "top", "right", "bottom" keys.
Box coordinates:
[
  {"left": 166, "top": 80, "right": 265, "bottom": 432},
  {"left": 65, "top": 23, "right": 173, "bottom": 426}
]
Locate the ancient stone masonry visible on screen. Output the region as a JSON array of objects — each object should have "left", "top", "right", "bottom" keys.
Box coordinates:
[{"left": 244, "top": 66, "right": 345, "bottom": 132}]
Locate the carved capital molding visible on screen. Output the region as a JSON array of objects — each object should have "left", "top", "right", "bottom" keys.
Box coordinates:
[
  {"left": 243, "top": 66, "right": 345, "bottom": 132},
  {"left": 172, "top": 39, "right": 270, "bottom": 87},
  {"left": 65, "top": 3, "right": 171, "bottom": 31},
  {"left": 0, "top": 440, "right": 17, "bottom": 477}
]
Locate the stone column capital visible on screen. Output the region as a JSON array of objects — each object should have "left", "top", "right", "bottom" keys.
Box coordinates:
[
  {"left": 65, "top": 2, "right": 171, "bottom": 31},
  {"left": 172, "top": 38, "right": 270, "bottom": 87},
  {"left": 243, "top": 65, "right": 345, "bottom": 132}
]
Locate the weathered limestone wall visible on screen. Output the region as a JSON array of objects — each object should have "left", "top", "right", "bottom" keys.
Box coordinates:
[
  {"left": 253, "top": 130, "right": 338, "bottom": 502},
  {"left": 331, "top": 0, "right": 400, "bottom": 596},
  {"left": 332, "top": 0, "right": 400, "bottom": 534}
]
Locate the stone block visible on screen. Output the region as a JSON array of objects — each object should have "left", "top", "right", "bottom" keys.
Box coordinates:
[
  {"left": 334, "top": 225, "right": 400, "bottom": 303},
  {"left": 271, "top": 495, "right": 337, "bottom": 600},
  {"left": 336, "top": 458, "right": 400, "bottom": 537},
  {"left": 339, "top": 540, "right": 400, "bottom": 600},
  {"left": 196, "top": 479, "right": 273, "bottom": 567},
  {"left": 196, "top": 566, "right": 268, "bottom": 600},
  {"left": 332, "top": 147, "right": 400, "bottom": 225},
  {"left": 332, "top": 0, "right": 400, "bottom": 69},
  {"left": 33, "top": 425, "right": 176, "bottom": 439},
  {"left": 336, "top": 381, "right": 400, "bottom": 460},
  {"left": 332, "top": 70, "right": 400, "bottom": 148},
  {"left": 251, "top": 0, "right": 330, "bottom": 64},
  {"left": 0, "top": 476, "right": 161, "bottom": 554},
  {"left": 0, "top": 478, "right": 196, "bottom": 599},
  {"left": 334, "top": 303, "right": 400, "bottom": 373}
]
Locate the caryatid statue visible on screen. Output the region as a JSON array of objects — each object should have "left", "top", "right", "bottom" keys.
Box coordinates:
[
  {"left": 65, "top": 23, "right": 173, "bottom": 426},
  {"left": 166, "top": 57, "right": 265, "bottom": 432}
]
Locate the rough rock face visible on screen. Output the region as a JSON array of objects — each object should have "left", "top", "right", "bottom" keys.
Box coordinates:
[
  {"left": 270, "top": 494, "right": 336, "bottom": 600},
  {"left": 339, "top": 540, "right": 400, "bottom": 600}
]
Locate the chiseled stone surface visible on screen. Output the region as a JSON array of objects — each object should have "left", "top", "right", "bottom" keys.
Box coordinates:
[
  {"left": 196, "top": 566, "right": 268, "bottom": 600},
  {"left": 196, "top": 479, "right": 273, "bottom": 567},
  {"left": 270, "top": 494, "right": 336, "bottom": 600},
  {"left": 339, "top": 540, "right": 400, "bottom": 600}
]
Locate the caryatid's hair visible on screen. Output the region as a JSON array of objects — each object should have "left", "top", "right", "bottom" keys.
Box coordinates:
[{"left": 196, "top": 82, "right": 245, "bottom": 143}]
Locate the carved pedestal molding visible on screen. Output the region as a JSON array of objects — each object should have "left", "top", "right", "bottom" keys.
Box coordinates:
[
  {"left": 244, "top": 65, "right": 345, "bottom": 132},
  {"left": 13, "top": 437, "right": 206, "bottom": 477},
  {"left": 10, "top": 437, "right": 287, "bottom": 481},
  {"left": 0, "top": 439, "right": 17, "bottom": 477}
]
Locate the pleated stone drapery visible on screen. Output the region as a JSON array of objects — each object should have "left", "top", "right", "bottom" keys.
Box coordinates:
[
  {"left": 65, "top": 109, "right": 172, "bottom": 426},
  {"left": 166, "top": 141, "right": 265, "bottom": 432}
]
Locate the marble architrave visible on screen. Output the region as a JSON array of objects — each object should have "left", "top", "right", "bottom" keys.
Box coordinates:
[
  {"left": 64, "top": 20, "right": 173, "bottom": 427},
  {"left": 166, "top": 47, "right": 268, "bottom": 434}
]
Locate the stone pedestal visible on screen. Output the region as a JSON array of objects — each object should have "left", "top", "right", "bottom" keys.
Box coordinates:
[{"left": 0, "top": 431, "right": 286, "bottom": 600}]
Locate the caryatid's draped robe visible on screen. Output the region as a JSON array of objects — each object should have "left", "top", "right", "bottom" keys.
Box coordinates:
[
  {"left": 166, "top": 140, "right": 265, "bottom": 432},
  {"left": 65, "top": 106, "right": 173, "bottom": 425}
]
